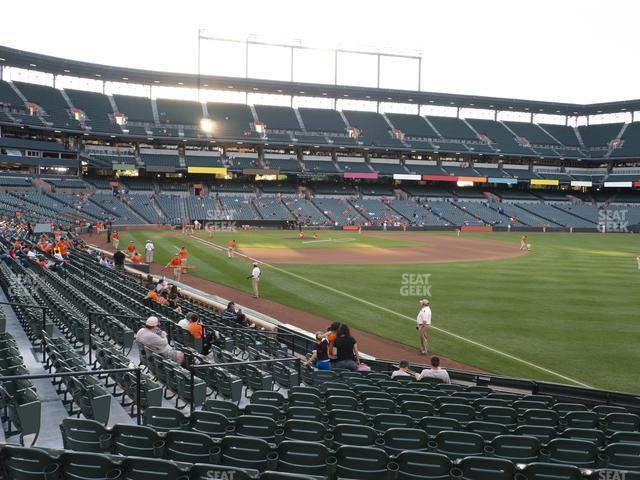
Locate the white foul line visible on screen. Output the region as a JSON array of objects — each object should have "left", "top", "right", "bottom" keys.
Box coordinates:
[{"left": 190, "top": 234, "right": 593, "bottom": 388}]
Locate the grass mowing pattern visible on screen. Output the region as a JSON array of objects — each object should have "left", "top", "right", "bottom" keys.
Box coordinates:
[{"left": 117, "top": 230, "right": 640, "bottom": 393}]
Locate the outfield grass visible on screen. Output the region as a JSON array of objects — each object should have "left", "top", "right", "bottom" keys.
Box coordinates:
[{"left": 117, "top": 229, "right": 640, "bottom": 393}]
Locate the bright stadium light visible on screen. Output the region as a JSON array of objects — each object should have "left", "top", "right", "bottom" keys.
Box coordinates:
[{"left": 200, "top": 118, "right": 215, "bottom": 133}]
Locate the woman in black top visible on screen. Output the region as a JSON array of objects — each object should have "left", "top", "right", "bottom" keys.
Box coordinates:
[{"left": 331, "top": 324, "right": 360, "bottom": 371}]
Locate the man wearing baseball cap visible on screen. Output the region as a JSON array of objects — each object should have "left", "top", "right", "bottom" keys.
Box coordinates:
[
  {"left": 135, "top": 316, "right": 184, "bottom": 365},
  {"left": 416, "top": 299, "right": 431, "bottom": 355},
  {"left": 248, "top": 262, "right": 261, "bottom": 298}
]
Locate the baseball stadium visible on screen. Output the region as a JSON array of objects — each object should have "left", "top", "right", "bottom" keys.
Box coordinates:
[{"left": 0, "top": 3, "right": 639, "bottom": 479}]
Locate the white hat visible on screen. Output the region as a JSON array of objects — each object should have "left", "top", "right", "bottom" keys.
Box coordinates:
[
  {"left": 420, "top": 299, "right": 430, "bottom": 305},
  {"left": 253, "top": 262, "right": 258, "bottom": 266},
  {"left": 146, "top": 316, "right": 159, "bottom": 327}
]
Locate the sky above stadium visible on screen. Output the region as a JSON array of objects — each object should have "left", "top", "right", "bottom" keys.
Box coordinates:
[{"left": 1, "top": 0, "right": 639, "bottom": 105}]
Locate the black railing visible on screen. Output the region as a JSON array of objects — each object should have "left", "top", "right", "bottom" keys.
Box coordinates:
[
  {"left": 188, "top": 356, "right": 301, "bottom": 412},
  {"left": 203, "top": 325, "right": 315, "bottom": 357},
  {"left": 0, "top": 300, "right": 48, "bottom": 362},
  {"left": 0, "top": 367, "right": 143, "bottom": 445}
]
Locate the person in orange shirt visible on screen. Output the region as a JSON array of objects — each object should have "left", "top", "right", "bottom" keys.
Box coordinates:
[
  {"left": 127, "top": 241, "right": 136, "bottom": 256},
  {"left": 227, "top": 240, "right": 236, "bottom": 258},
  {"left": 178, "top": 246, "right": 188, "bottom": 273},
  {"left": 166, "top": 254, "right": 182, "bottom": 281},
  {"left": 112, "top": 231, "right": 120, "bottom": 249},
  {"left": 131, "top": 252, "right": 143, "bottom": 265},
  {"left": 143, "top": 288, "right": 159, "bottom": 306},
  {"left": 520, "top": 235, "right": 527, "bottom": 251}
]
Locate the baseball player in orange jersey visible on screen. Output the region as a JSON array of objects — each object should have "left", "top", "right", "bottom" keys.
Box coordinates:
[
  {"left": 227, "top": 240, "right": 237, "bottom": 258},
  {"left": 637, "top": 255, "right": 640, "bottom": 271},
  {"left": 178, "top": 246, "right": 188, "bottom": 273},
  {"left": 520, "top": 235, "right": 528, "bottom": 251},
  {"left": 166, "top": 254, "right": 182, "bottom": 281}
]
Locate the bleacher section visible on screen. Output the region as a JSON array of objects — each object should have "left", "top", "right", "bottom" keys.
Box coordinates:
[
  {"left": 0, "top": 80, "right": 24, "bottom": 109},
  {"left": 65, "top": 89, "right": 120, "bottom": 134},
  {"left": 207, "top": 103, "right": 258, "bottom": 139},
  {"left": 112, "top": 94, "right": 155, "bottom": 123},
  {"left": 578, "top": 123, "right": 624, "bottom": 148},
  {"left": 13, "top": 81, "right": 81, "bottom": 130},
  {"left": 426, "top": 116, "right": 477, "bottom": 140},
  {"left": 282, "top": 196, "right": 330, "bottom": 225},
  {"left": 253, "top": 195, "right": 295, "bottom": 221},
  {"left": 539, "top": 124, "right": 581, "bottom": 147},
  {"left": 254, "top": 105, "right": 301, "bottom": 131},
  {"left": 156, "top": 98, "right": 202, "bottom": 126},
  {"left": 297, "top": 107, "right": 346, "bottom": 133},
  {"left": 466, "top": 119, "right": 536, "bottom": 155},
  {"left": 611, "top": 122, "right": 640, "bottom": 158},
  {"left": 503, "top": 121, "right": 559, "bottom": 145},
  {"left": 342, "top": 110, "right": 404, "bottom": 148},
  {"left": 386, "top": 113, "right": 439, "bottom": 138},
  {"left": 312, "top": 197, "right": 366, "bottom": 225}
]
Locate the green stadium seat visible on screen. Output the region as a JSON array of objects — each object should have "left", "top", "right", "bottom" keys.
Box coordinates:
[
  {"left": 288, "top": 392, "right": 321, "bottom": 409},
  {"left": 513, "top": 400, "right": 549, "bottom": 415},
  {"left": 381, "top": 428, "right": 429, "bottom": 456},
  {"left": 372, "top": 413, "right": 414, "bottom": 432},
  {"left": 395, "top": 451, "right": 452, "bottom": 480},
  {"left": 325, "top": 395, "right": 358, "bottom": 411},
  {"left": 244, "top": 403, "right": 286, "bottom": 422},
  {"left": 562, "top": 411, "right": 599, "bottom": 429},
  {"left": 60, "top": 418, "right": 111, "bottom": 453},
  {"left": 234, "top": 415, "right": 281, "bottom": 443},
  {"left": 122, "top": 457, "right": 189, "bottom": 480},
  {"left": 560, "top": 428, "right": 606, "bottom": 447},
  {"left": 464, "top": 421, "right": 509, "bottom": 442},
  {"left": 58, "top": 451, "right": 122, "bottom": 480},
  {"left": 362, "top": 398, "right": 396, "bottom": 416},
  {"left": 434, "top": 396, "right": 470, "bottom": 408},
  {"left": 214, "top": 436, "right": 277, "bottom": 472},
  {"left": 203, "top": 399, "right": 241, "bottom": 421},
  {"left": 190, "top": 410, "right": 235, "bottom": 438},
  {"left": 518, "top": 462, "right": 582, "bottom": 480},
  {"left": 437, "top": 404, "right": 476, "bottom": 423},
  {"left": 251, "top": 390, "right": 286, "bottom": 409},
  {"left": 452, "top": 456, "right": 516, "bottom": 480},
  {"left": 522, "top": 395, "right": 555, "bottom": 408},
  {"left": 601, "top": 443, "right": 640, "bottom": 471},
  {"left": 553, "top": 403, "right": 589, "bottom": 415},
  {"left": 332, "top": 424, "right": 380, "bottom": 448},
  {"left": 488, "top": 434, "right": 540, "bottom": 463},
  {"left": 282, "top": 419, "right": 328, "bottom": 443},
  {"left": 335, "top": 446, "right": 390, "bottom": 480},
  {"left": 602, "top": 412, "right": 640, "bottom": 433},
  {"left": 161, "top": 430, "right": 217, "bottom": 463},
  {"left": 609, "top": 431, "right": 640, "bottom": 444},
  {"left": 275, "top": 441, "right": 333, "bottom": 476},
  {"left": 592, "top": 405, "right": 628, "bottom": 418},
  {"left": 418, "top": 416, "right": 461, "bottom": 438},
  {"left": 286, "top": 406, "right": 323, "bottom": 423},
  {"left": 289, "top": 386, "right": 321, "bottom": 397},
  {"left": 400, "top": 400, "right": 435, "bottom": 418},
  {"left": 111, "top": 424, "right": 162, "bottom": 457},
  {"left": 472, "top": 398, "right": 511, "bottom": 410},
  {"left": 428, "top": 431, "right": 485, "bottom": 460},
  {"left": 513, "top": 425, "right": 558, "bottom": 443},
  {"left": 143, "top": 407, "right": 189, "bottom": 432},
  {"left": 542, "top": 438, "right": 598, "bottom": 467},
  {"left": 521, "top": 409, "right": 560, "bottom": 427},
  {"left": 327, "top": 409, "right": 368, "bottom": 427},
  {"left": 0, "top": 444, "right": 60, "bottom": 480},
  {"left": 476, "top": 406, "right": 518, "bottom": 427}
]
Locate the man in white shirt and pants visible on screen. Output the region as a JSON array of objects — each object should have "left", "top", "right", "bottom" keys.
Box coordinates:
[
  {"left": 145, "top": 240, "right": 155, "bottom": 263},
  {"left": 249, "top": 262, "right": 261, "bottom": 298},
  {"left": 416, "top": 298, "right": 431, "bottom": 355}
]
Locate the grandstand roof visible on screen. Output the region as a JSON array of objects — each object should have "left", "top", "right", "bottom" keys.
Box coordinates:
[{"left": 2, "top": 45, "right": 639, "bottom": 116}]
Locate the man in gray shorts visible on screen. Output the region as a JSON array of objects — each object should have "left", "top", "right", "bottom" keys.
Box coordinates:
[{"left": 135, "top": 316, "right": 184, "bottom": 365}]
